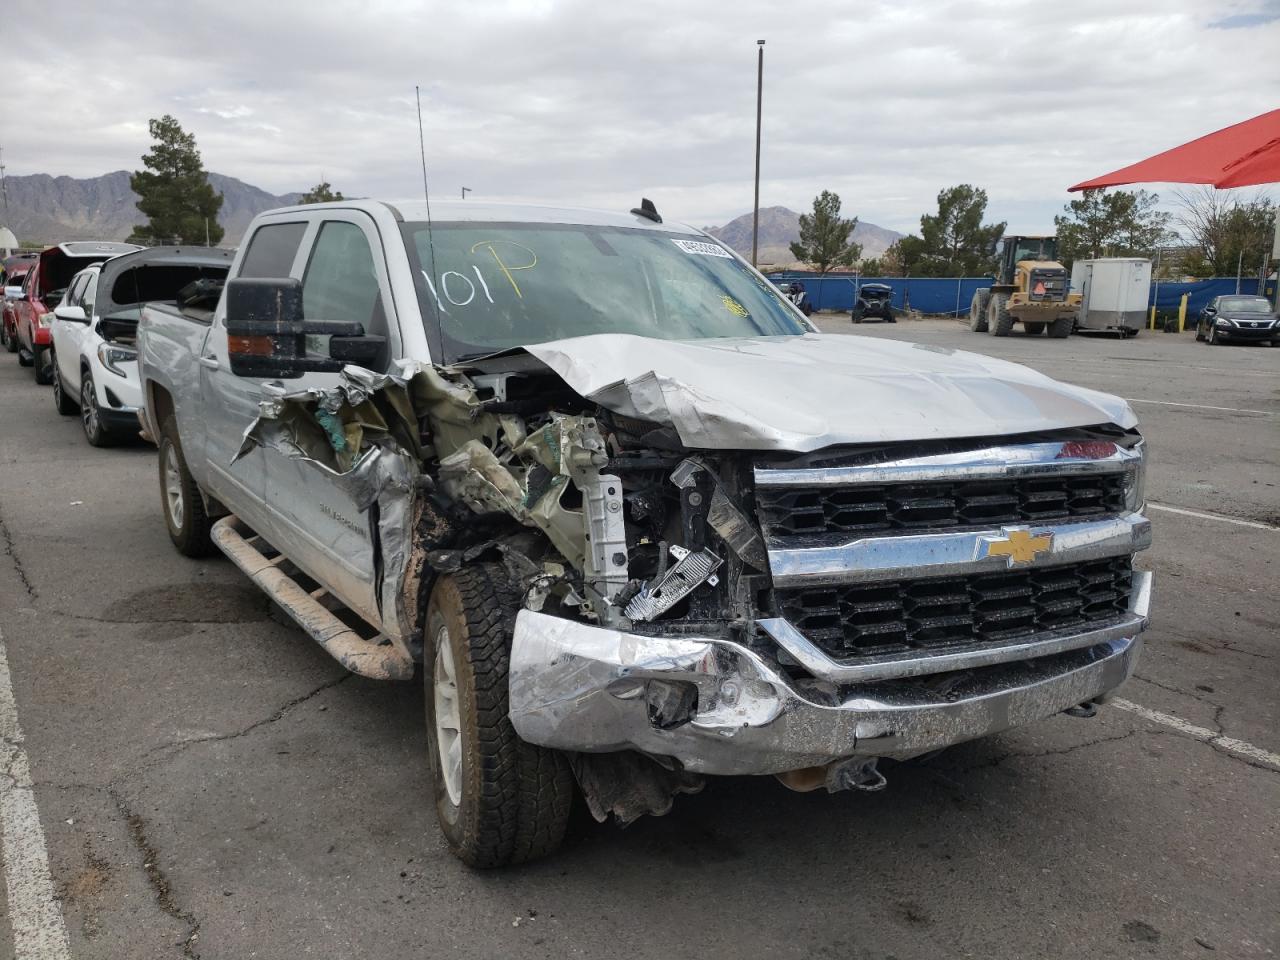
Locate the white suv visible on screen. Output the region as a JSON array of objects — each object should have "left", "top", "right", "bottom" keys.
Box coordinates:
[{"left": 51, "top": 246, "right": 234, "bottom": 445}]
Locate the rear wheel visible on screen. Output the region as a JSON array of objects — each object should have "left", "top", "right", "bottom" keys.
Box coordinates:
[
  {"left": 158, "top": 415, "right": 216, "bottom": 557},
  {"left": 425, "top": 564, "right": 573, "bottom": 867},
  {"left": 988, "top": 294, "right": 1014, "bottom": 336},
  {"left": 969, "top": 289, "right": 991, "bottom": 332},
  {"left": 1, "top": 321, "right": 16, "bottom": 353},
  {"left": 32, "top": 346, "right": 53, "bottom": 384},
  {"left": 1023, "top": 322, "right": 1046, "bottom": 336},
  {"left": 51, "top": 353, "right": 78, "bottom": 415},
  {"left": 1048, "top": 316, "right": 1073, "bottom": 338}
]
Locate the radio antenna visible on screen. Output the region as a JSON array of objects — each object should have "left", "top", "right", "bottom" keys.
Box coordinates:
[{"left": 415, "top": 85, "right": 439, "bottom": 297}]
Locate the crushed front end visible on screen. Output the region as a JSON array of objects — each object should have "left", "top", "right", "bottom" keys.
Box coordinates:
[{"left": 508, "top": 432, "right": 1152, "bottom": 780}]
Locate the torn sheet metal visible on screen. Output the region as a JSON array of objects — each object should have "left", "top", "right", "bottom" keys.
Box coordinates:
[{"left": 521, "top": 332, "right": 1138, "bottom": 452}]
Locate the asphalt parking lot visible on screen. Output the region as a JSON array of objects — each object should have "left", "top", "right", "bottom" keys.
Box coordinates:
[{"left": 0, "top": 319, "right": 1276, "bottom": 960}]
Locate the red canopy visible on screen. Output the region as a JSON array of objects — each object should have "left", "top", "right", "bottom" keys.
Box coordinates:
[{"left": 1069, "top": 108, "right": 1280, "bottom": 191}]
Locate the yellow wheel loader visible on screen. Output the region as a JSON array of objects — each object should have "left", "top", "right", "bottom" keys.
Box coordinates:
[{"left": 969, "top": 236, "right": 1080, "bottom": 338}]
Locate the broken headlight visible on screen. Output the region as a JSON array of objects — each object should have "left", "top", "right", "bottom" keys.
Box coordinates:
[{"left": 97, "top": 342, "right": 138, "bottom": 378}]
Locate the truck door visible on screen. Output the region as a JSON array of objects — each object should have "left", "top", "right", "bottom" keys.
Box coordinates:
[
  {"left": 53, "top": 272, "right": 92, "bottom": 394},
  {"left": 199, "top": 220, "right": 308, "bottom": 533},
  {"left": 259, "top": 214, "right": 401, "bottom": 628}
]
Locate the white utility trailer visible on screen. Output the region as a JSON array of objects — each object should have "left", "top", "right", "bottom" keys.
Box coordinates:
[{"left": 1070, "top": 257, "right": 1152, "bottom": 336}]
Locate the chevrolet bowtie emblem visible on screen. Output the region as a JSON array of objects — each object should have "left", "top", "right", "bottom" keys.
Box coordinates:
[{"left": 979, "top": 528, "right": 1054, "bottom": 566}]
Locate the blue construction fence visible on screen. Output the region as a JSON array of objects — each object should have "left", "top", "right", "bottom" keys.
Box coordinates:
[{"left": 767, "top": 273, "right": 1264, "bottom": 317}]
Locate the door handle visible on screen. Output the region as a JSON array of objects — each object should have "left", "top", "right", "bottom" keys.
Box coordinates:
[{"left": 198, "top": 354, "right": 219, "bottom": 370}]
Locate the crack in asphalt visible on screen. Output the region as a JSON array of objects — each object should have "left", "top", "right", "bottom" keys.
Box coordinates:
[
  {"left": 954, "top": 730, "right": 1139, "bottom": 773},
  {"left": 1132, "top": 673, "right": 1221, "bottom": 709},
  {"left": 108, "top": 788, "right": 202, "bottom": 959},
  {"left": 134, "top": 674, "right": 351, "bottom": 770},
  {"left": 63, "top": 612, "right": 265, "bottom": 627},
  {"left": 0, "top": 502, "right": 37, "bottom": 600}
]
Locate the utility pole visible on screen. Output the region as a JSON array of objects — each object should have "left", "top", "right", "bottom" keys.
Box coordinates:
[
  {"left": 751, "top": 39, "right": 765, "bottom": 268},
  {"left": 461, "top": 187, "right": 471, "bottom": 200},
  {"left": 0, "top": 144, "right": 8, "bottom": 220}
]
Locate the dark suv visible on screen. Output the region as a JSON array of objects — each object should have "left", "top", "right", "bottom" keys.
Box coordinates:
[
  {"left": 852, "top": 283, "right": 895, "bottom": 323},
  {"left": 1195, "top": 295, "right": 1278, "bottom": 346}
]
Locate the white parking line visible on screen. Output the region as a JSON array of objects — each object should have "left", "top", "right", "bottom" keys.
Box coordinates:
[
  {"left": 1125, "top": 397, "right": 1275, "bottom": 416},
  {"left": 1113, "top": 699, "right": 1280, "bottom": 771},
  {"left": 1148, "top": 503, "right": 1276, "bottom": 531},
  {"left": 0, "top": 628, "right": 71, "bottom": 960}
]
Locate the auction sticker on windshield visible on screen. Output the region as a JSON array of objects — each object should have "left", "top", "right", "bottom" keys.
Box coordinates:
[{"left": 671, "top": 239, "right": 733, "bottom": 258}]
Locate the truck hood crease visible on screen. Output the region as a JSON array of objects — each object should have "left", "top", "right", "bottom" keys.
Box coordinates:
[{"left": 520, "top": 333, "right": 1137, "bottom": 452}]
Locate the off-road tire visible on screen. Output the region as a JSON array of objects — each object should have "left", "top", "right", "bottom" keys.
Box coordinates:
[
  {"left": 425, "top": 564, "right": 573, "bottom": 868},
  {"left": 988, "top": 294, "right": 1014, "bottom": 336},
  {"left": 1048, "top": 316, "right": 1073, "bottom": 339},
  {"left": 80, "top": 371, "right": 115, "bottom": 447},
  {"left": 51, "top": 352, "right": 79, "bottom": 415},
  {"left": 32, "top": 345, "right": 53, "bottom": 385},
  {"left": 969, "top": 289, "right": 991, "bottom": 332},
  {"left": 1023, "top": 322, "right": 1047, "bottom": 336},
  {"left": 158, "top": 415, "right": 216, "bottom": 557}
]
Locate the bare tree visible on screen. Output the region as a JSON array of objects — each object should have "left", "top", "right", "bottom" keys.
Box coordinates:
[{"left": 1173, "top": 186, "right": 1276, "bottom": 278}]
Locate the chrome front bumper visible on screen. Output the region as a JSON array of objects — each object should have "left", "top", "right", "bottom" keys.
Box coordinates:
[{"left": 508, "top": 571, "right": 1149, "bottom": 776}]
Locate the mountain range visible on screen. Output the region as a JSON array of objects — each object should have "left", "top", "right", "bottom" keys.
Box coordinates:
[
  {"left": 705, "top": 206, "right": 903, "bottom": 267},
  {"left": 1, "top": 173, "right": 903, "bottom": 264},
  {"left": 0, "top": 171, "right": 302, "bottom": 246}
]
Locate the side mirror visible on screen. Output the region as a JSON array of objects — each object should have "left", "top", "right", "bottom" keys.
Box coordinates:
[
  {"left": 4, "top": 286, "right": 24, "bottom": 300},
  {"left": 1203, "top": 306, "right": 1217, "bottom": 315},
  {"left": 224, "top": 277, "right": 385, "bottom": 379},
  {"left": 53, "top": 305, "right": 88, "bottom": 323}
]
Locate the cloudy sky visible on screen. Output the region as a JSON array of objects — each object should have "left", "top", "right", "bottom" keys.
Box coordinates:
[{"left": 3, "top": 0, "right": 1277, "bottom": 233}]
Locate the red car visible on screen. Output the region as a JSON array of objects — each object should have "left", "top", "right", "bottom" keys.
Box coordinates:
[
  {"left": 5, "top": 242, "right": 141, "bottom": 383},
  {"left": 1, "top": 256, "right": 37, "bottom": 353}
]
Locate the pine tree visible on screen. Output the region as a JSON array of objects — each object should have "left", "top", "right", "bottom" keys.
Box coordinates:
[
  {"left": 789, "top": 191, "right": 861, "bottom": 274},
  {"left": 131, "top": 116, "right": 224, "bottom": 245},
  {"left": 299, "top": 182, "right": 345, "bottom": 204}
]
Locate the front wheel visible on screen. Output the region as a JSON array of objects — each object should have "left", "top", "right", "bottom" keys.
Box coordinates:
[
  {"left": 80, "top": 372, "right": 115, "bottom": 446},
  {"left": 988, "top": 294, "right": 1014, "bottom": 336},
  {"left": 1, "top": 321, "right": 16, "bottom": 353},
  {"left": 1208, "top": 325, "right": 1219, "bottom": 345},
  {"left": 425, "top": 564, "right": 573, "bottom": 868},
  {"left": 158, "top": 415, "right": 216, "bottom": 557},
  {"left": 52, "top": 353, "right": 79, "bottom": 415}
]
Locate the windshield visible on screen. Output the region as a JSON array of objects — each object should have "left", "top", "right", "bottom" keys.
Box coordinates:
[
  {"left": 1217, "top": 297, "right": 1272, "bottom": 314},
  {"left": 402, "top": 222, "right": 806, "bottom": 362},
  {"left": 1011, "top": 238, "right": 1057, "bottom": 262}
]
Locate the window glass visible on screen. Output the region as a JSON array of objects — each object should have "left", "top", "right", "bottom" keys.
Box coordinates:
[
  {"left": 65, "top": 274, "right": 89, "bottom": 308},
  {"left": 239, "top": 222, "right": 307, "bottom": 279},
  {"left": 81, "top": 272, "right": 98, "bottom": 315},
  {"left": 302, "top": 221, "right": 388, "bottom": 362},
  {"left": 1217, "top": 297, "right": 1271, "bottom": 314},
  {"left": 401, "top": 222, "right": 804, "bottom": 362}
]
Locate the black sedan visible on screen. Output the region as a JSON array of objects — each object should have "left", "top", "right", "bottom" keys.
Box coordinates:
[{"left": 1195, "top": 294, "right": 1278, "bottom": 345}]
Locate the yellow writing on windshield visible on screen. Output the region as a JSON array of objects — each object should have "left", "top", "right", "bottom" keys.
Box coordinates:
[
  {"left": 470, "top": 240, "right": 537, "bottom": 299},
  {"left": 720, "top": 295, "right": 749, "bottom": 318}
]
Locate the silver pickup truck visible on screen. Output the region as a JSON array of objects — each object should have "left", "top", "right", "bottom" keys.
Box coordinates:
[{"left": 138, "top": 198, "right": 1152, "bottom": 867}]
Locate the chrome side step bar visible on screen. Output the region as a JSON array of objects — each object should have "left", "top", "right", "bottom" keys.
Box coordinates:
[{"left": 211, "top": 515, "right": 414, "bottom": 681}]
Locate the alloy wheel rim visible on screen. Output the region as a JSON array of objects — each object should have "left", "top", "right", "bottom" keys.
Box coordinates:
[
  {"left": 433, "top": 624, "right": 463, "bottom": 807},
  {"left": 163, "top": 444, "right": 185, "bottom": 529},
  {"left": 81, "top": 380, "right": 98, "bottom": 436}
]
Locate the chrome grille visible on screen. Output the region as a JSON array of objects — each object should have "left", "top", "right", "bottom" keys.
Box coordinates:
[
  {"left": 757, "top": 474, "right": 1127, "bottom": 539},
  {"left": 775, "top": 557, "right": 1133, "bottom": 659}
]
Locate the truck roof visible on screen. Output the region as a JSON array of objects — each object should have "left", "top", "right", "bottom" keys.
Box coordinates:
[{"left": 261, "top": 198, "right": 706, "bottom": 235}]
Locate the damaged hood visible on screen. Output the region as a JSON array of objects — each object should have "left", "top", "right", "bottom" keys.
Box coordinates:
[{"left": 522, "top": 333, "right": 1137, "bottom": 452}]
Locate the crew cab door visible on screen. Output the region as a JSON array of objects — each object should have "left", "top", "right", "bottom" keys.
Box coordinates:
[
  {"left": 259, "top": 213, "right": 401, "bottom": 627},
  {"left": 200, "top": 220, "right": 309, "bottom": 535}
]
